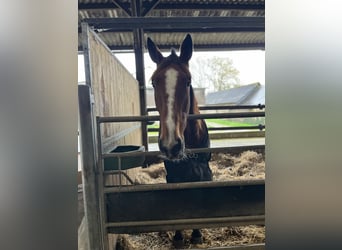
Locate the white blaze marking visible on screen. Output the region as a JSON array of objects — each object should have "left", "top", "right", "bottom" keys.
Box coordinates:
[{"left": 164, "top": 68, "right": 178, "bottom": 147}]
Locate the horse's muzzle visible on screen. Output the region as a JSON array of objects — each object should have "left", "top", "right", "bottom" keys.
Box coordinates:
[{"left": 159, "top": 138, "right": 185, "bottom": 160}]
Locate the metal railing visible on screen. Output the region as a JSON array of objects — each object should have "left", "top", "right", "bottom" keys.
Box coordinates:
[
  {"left": 147, "top": 104, "right": 265, "bottom": 132},
  {"left": 79, "top": 83, "right": 265, "bottom": 250}
]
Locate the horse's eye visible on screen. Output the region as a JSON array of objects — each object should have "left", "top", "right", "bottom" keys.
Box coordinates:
[
  {"left": 186, "top": 81, "right": 191, "bottom": 87},
  {"left": 151, "top": 81, "right": 156, "bottom": 88}
]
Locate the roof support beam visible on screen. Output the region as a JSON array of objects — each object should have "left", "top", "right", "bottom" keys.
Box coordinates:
[
  {"left": 131, "top": 0, "right": 149, "bottom": 150},
  {"left": 150, "top": 2, "right": 265, "bottom": 11},
  {"left": 85, "top": 17, "right": 264, "bottom": 31},
  {"left": 121, "top": 43, "right": 265, "bottom": 51},
  {"left": 98, "top": 27, "right": 264, "bottom": 33},
  {"left": 141, "top": 0, "right": 161, "bottom": 16},
  {"left": 78, "top": 43, "right": 265, "bottom": 52},
  {"left": 78, "top": 3, "right": 264, "bottom": 11},
  {"left": 112, "top": 0, "right": 131, "bottom": 16}
]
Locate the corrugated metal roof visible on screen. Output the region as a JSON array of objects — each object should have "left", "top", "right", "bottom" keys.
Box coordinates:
[{"left": 78, "top": 0, "right": 265, "bottom": 51}]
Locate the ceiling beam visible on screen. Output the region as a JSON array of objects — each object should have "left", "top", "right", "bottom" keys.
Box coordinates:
[
  {"left": 141, "top": 0, "right": 161, "bottom": 16},
  {"left": 84, "top": 17, "right": 264, "bottom": 31},
  {"left": 78, "top": 3, "right": 120, "bottom": 10},
  {"left": 148, "top": 2, "right": 265, "bottom": 11},
  {"left": 78, "top": 43, "right": 265, "bottom": 52},
  {"left": 79, "top": 3, "right": 123, "bottom": 10},
  {"left": 78, "top": 2, "right": 264, "bottom": 11},
  {"left": 112, "top": 0, "right": 131, "bottom": 16},
  {"left": 96, "top": 27, "right": 264, "bottom": 33}
]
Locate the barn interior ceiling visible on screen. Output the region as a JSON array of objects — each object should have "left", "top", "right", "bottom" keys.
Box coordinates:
[
  {"left": 78, "top": 0, "right": 265, "bottom": 154},
  {"left": 78, "top": 0, "right": 265, "bottom": 52}
]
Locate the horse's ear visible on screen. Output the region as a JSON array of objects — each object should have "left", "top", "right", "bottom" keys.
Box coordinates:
[
  {"left": 179, "top": 34, "right": 193, "bottom": 63},
  {"left": 147, "top": 37, "right": 163, "bottom": 64}
]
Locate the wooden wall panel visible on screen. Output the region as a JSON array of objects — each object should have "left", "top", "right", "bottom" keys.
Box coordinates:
[
  {"left": 87, "top": 29, "right": 143, "bottom": 185},
  {"left": 87, "top": 29, "right": 142, "bottom": 150}
]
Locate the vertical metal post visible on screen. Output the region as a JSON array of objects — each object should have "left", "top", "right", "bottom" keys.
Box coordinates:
[
  {"left": 132, "top": 0, "right": 148, "bottom": 151},
  {"left": 78, "top": 85, "right": 103, "bottom": 250},
  {"left": 96, "top": 117, "right": 108, "bottom": 250}
]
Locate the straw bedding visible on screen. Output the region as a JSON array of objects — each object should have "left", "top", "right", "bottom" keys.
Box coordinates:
[{"left": 116, "top": 151, "right": 265, "bottom": 249}]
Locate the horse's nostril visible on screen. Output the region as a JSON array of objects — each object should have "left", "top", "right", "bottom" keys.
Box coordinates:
[
  {"left": 171, "top": 138, "right": 183, "bottom": 157},
  {"left": 158, "top": 139, "right": 167, "bottom": 154},
  {"left": 159, "top": 138, "right": 184, "bottom": 159}
]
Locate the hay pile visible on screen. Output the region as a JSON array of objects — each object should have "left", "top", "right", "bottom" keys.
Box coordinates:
[
  {"left": 134, "top": 150, "right": 265, "bottom": 184},
  {"left": 117, "top": 226, "right": 265, "bottom": 250},
  {"left": 211, "top": 150, "right": 265, "bottom": 181},
  {"left": 116, "top": 151, "right": 265, "bottom": 249},
  {"left": 134, "top": 163, "right": 166, "bottom": 184}
]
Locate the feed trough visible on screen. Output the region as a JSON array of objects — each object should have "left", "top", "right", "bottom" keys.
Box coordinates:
[{"left": 104, "top": 145, "right": 145, "bottom": 170}]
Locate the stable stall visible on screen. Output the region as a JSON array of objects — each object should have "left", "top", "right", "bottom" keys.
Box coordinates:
[{"left": 78, "top": 1, "right": 265, "bottom": 249}]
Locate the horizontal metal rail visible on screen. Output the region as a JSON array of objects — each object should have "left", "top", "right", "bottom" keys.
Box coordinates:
[
  {"left": 148, "top": 125, "right": 265, "bottom": 132},
  {"left": 96, "top": 107, "right": 265, "bottom": 239},
  {"left": 84, "top": 17, "right": 265, "bottom": 31},
  {"left": 105, "top": 180, "right": 265, "bottom": 233},
  {"left": 97, "top": 111, "right": 265, "bottom": 123},
  {"left": 101, "top": 144, "right": 265, "bottom": 159},
  {"left": 147, "top": 104, "right": 265, "bottom": 112},
  {"left": 106, "top": 215, "right": 265, "bottom": 234},
  {"left": 104, "top": 179, "right": 265, "bottom": 193}
]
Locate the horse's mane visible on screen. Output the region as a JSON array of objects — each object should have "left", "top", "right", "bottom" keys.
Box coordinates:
[
  {"left": 185, "top": 85, "right": 208, "bottom": 148},
  {"left": 189, "top": 85, "right": 200, "bottom": 115}
]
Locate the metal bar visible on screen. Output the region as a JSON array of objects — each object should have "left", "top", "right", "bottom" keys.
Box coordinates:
[
  {"left": 102, "top": 145, "right": 265, "bottom": 159},
  {"left": 78, "top": 3, "right": 264, "bottom": 11},
  {"left": 141, "top": 0, "right": 161, "bottom": 16},
  {"left": 102, "top": 124, "right": 141, "bottom": 153},
  {"left": 105, "top": 181, "right": 265, "bottom": 233},
  {"left": 106, "top": 215, "right": 265, "bottom": 234},
  {"left": 79, "top": 3, "right": 122, "bottom": 10},
  {"left": 92, "top": 43, "right": 265, "bottom": 52},
  {"left": 78, "top": 85, "right": 103, "bottom": 250},
  {"left": 147, "top": 104, "right": 265, "bottom": 112},
  {"left": 106, "top": 215, "right": 265, "bottom": 227},
  {"left": 207, "top": 126, "right": 265, "bottom": 131},
  {"left": 131, "top": 1, "right": 149, "bottom": 151},
  {"left": 105, "top": 179, "right": 265, "bottom": 193},
  {"left": 133, "top": 27, "right": 149, "bottom": 150},
  {"left": 97, "top": 111, "right": 265, "bottom": 123},
  {"left": 149, "top": 3, "right": 265, "bottom": 11},
  {"left": 112, "top": 0, "right": 131, "bottom": 16},
  {"left": 84, "top": 17, "right": 264, "bottom": 31},
  {"left": 118, "top": 157, "right": 122, "bottom": 186},
  {"left": 78, "top": 41, "right": 265, "bottom": 53},
  {"left": 95, "top": 117, "right": 108, "bottom": 250},
  {"left": 199, "top": 104, "right": 265, "bottom": 110},
  {"left": 148, "top": 125, "right": 265, "bottom": 132},
  {"left": 97, "top": 26, "right": 264, "bottom": 33}
]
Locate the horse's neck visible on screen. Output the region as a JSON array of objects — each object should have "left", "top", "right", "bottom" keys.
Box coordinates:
[
  {"left": 188, "top": 85, "right": 199, "bottom": 115},
  {"left": 184, "top": 86, "right": 209, "bottom": 148}
]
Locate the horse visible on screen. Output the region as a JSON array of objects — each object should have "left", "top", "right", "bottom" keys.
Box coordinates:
[{"left": 147, "top": 34, "right": 213, "bottom": 247}]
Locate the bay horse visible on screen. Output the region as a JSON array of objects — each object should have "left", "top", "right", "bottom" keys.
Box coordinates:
[{"left": 147, "top": 34, "right": 212, "bottom": 247}]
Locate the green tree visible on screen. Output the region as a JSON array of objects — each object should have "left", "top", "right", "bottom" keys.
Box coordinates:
[{"left": 190, "top": 56, "right": 240, "bottom": 91}]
